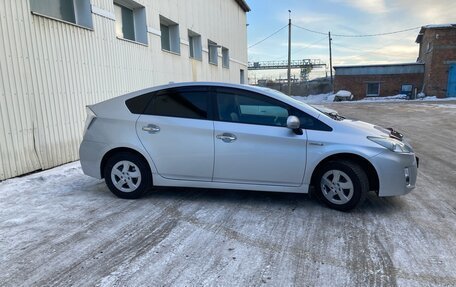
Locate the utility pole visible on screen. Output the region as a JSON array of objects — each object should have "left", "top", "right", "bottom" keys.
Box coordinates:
[
  {"left": 328, "top": 31, "right": 333, "bottom": 89},
  {"left": 287, "top": 10, "right": 292, "bottom": 96}
]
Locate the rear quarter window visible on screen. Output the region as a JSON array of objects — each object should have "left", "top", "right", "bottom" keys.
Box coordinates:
[{"left": 125, "top": 92, "right": 154, "bottom": 114}]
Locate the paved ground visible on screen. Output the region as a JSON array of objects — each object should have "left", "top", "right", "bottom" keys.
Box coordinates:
[{"left": 1, "top": 101, "right": 456, "bottom": 287}]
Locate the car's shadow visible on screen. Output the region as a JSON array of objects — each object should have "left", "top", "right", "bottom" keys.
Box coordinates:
[
  {"left": 136, "top": 186, "right": 406, "bottom": 215},
  {"left": 144, "top": 186, "right": 313, "bottom": 209},
  {"left": 88, "top": 178, "right": 405, "bottom": 215}
]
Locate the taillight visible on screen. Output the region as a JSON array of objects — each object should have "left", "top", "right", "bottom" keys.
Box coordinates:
[{"left": 83, "top": 106, "right": 97, "bottom": 136}]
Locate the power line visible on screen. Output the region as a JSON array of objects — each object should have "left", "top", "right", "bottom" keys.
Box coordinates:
[
  {"left": 332, "top": 41, "right": 403, "bottom": 59},
  {"left": 292, "top": 36, "right": 328, "bottom": 54},
  {"left": 292, "top": 24, "right": 421, "bottom": 37},
  {"left": 291, "top": 24, "right": 327, "bottom": 36},
  {"left": 271, "top": 36, "right": 328, "bottom": 61},
  {"left": 248, "top": 24, "right": 288, "bottom": 49},
  {"left": 333, "top": 41, "right": 394, "bottom": 55},
  {"left": 333, "top": 26, "right": 421, "bottom": 37}
]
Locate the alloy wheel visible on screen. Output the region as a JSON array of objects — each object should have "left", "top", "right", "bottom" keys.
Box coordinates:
[
  {"left": 320, "top": 170, "right": 354, "bottom": 205},
  {"left": 111, "top": 160, "right": 142, "bottom": 193}
]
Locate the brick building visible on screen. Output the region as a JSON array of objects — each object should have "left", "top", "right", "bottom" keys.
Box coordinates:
[
  {"left": 334, "top": 24, "right": 456, "bottom": 99},
  {"left": 333, "top": 63, "right": 424, "bottom": 100},
  {"left": 416, "top": 24, "right": 456, "bottom": 98}
]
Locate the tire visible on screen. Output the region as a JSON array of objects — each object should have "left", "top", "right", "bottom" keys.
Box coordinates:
[
  {"left": 103, "top": 152, "right": 152, "bottom": 199},
  {"left": 314, "top": 160, "right": 368, "bottom": 211}
]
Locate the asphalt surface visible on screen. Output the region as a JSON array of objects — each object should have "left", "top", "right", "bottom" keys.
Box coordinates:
[{"left": 1, "top": 101, "right": 455, "bottom": 286}]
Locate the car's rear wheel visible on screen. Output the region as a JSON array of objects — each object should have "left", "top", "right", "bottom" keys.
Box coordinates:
[
  {"left": 104, "top": 152, "right": 152, "bottom": 199},
  {"left": 315, "top": 160, "right": 368, "bottom": 211}
]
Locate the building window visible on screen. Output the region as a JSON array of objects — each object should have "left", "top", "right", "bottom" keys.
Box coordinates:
[
  {"left": 114, "top": 4, "right": 134, "bottom": 40},
  {"left": 208, "top": 40, "right": 219, "bottom": 65},
  {"left": 188, "top": 30, "right": 202, "bottom": 60},
  {"left": 366, "top": 83, "right": 380, "bottom": 96},
  {"left": 240, "top": 69, "right": 245, "bottom": 84},
  {"left": 30, "top": 0, "right": 93, "bottom": 29},
  {"left": 426, "top": 42, "right": 432, "bottom": 53},
  {"left": 114, "top": 0, "right": 147, "bottom": 45},
  {"left": 160, "top": 16, "right": 180, "bottom": 54},
  {"left": 222, "top": 47, "right": 229, "bottom": 68}
]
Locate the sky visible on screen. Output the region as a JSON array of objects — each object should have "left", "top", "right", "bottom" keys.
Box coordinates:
[{"left": 246, "top": 0, "right": 456, "bottom": 81}]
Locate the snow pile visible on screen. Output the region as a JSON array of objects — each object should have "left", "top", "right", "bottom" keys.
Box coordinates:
[
  {"left": 293, "top": 91, "right": 456, "bottom": 104},
  {"left": 423, "top": 24, "right": 455, "bottom": 29},
  {"left": 293, "top": 93, "right": 335, "bottom": 104},
  {"left": 358, "top": 95, "right": 450, "bottom": 103},
  {"left": 334, "top": 90, "right": 354, "bottom": 101},
  {"left": 293, "top": 90, "right": 354, "bottom": 104},
  {"left": 335, "top": 90, "right": 352, "bottom": 98},
  {"left": 417, "top": 92, "right": 426, "bottom": 99},
  {"left": 360, "top": 94, "right": 408, "bottom": 101}
]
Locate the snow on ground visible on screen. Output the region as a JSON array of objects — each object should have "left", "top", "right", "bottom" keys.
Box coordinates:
[
  {"left": 293, "top": 91, "right": 456, "bottom": 104},
  {"left": 293, "top": 93, "right": 335, "bottom": 104},
  {"left": 1, "top": 103, "right": 456, "bottom": 286}
]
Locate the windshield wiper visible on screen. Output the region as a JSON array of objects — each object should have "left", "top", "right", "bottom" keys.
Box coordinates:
[{"left": 326, "top": 112, "right": 345, "bottom": 121}]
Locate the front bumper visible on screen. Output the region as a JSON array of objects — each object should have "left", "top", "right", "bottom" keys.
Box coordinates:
[{"left": 370, "top": 150, "right": 418, "bottom": 197}]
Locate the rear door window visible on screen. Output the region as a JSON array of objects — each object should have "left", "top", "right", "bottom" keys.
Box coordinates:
[{"left": 144, "top": 87, "right": 210, "bottom": 120}]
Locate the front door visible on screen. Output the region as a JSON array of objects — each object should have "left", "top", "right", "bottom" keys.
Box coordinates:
[
  {"left": 212, "top": 88, "right": 307, "bottom": 186},
  {"left": 136, "top": 87, "right": 214, "bottom": 181},
  {"left": 448, "top": 64, "right": 456, "bottom": 97}
]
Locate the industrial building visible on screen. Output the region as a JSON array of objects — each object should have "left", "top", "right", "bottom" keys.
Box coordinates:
[
  {"left": 333, "top": 63, "right": 425, "bottom": 100},
  {"left": 416, "top": 24, "right": 456, "bottom": 98},
  {"left": 334, "top": 24, "right": 456, "bottom": 99},
  {"left": 0, "top": 0, "right": 250, "bottom": 180}
]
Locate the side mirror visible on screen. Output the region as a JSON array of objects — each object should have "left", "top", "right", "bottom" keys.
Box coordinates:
[
  {"left": 287, "top": 115, "right": 300, "bottom": 129},
  {"left": 286, "top": 115, "right": 303, "bottom": 135}
]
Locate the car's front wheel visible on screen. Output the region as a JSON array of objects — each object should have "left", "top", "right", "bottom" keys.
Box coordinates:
[
  {"left": 104, "top": 152, "right": 152, "bottom": 199},
  {"left": 315, "top": 160, "right": 368, "bottom": 211}
]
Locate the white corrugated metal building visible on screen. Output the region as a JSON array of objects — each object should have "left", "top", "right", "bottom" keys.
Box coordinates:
[{"left": 0, "top": 0, "right": 250, "bottom": 180}]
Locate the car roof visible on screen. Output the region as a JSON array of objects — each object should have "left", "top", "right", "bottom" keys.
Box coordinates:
[
  {"left": 121, "top": 82, "right": 297, "bottom": 105},
  {"left": 124, "top": 81, "right": 266, "bottom": 96},
  {"left": 94, "top": 82, "right": 324, "bottom": 120}
]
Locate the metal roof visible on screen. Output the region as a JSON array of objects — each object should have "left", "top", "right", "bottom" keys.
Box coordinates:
[
  {"left": 334, "top": 63, "right": 423, "bottom": 69},
  {"left": 235, "top": 0, "right": 250, "bottom": 12},
  {"left": 416, "top": 24, "right": 456, "bottom": 43},
  {"left": 334, "top": 63, "right": 424, "bottom": 76}
]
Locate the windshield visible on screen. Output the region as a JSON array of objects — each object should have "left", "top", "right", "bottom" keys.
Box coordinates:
[{"left": 253, "top": 86, "right": 345, "bottom": 121}]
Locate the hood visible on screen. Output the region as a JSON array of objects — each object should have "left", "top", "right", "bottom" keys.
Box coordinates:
[{"left": 338, "top": 118, "right": 392, "bottom": 137}]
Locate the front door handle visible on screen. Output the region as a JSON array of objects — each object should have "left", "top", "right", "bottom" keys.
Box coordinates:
[
  {"left": 216, "top": 133, "right": 237, "bottom": 143},
  {"left": 142, "top": 124, "right": 160, "bottom": 134}
]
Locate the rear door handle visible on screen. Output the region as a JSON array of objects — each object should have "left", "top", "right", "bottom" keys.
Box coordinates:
[
  {"left": 216, "top": 133, "right": 237, "bottom": 143},
  {"left": 142, "top": 124, "right": 160, "bottom": 134}
]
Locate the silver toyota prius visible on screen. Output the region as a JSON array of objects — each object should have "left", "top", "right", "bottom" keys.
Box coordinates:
[{"left": 79, "top": 82, "right": 418, "bottom": 211}]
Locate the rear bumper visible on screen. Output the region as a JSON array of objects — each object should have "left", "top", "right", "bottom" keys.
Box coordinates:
[
  {"left": 371, "top": 151, "right": 418, "bottom": 197},
  {"left": 79, "top": 140, "right": 108, "bottom": 179}
]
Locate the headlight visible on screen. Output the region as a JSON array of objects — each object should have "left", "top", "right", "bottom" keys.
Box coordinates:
[{"left": 367, "top": 136, "right": 413, "bottom": 153}]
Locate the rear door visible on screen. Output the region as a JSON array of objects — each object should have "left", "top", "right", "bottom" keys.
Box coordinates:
[
  {"left": 212, "top": 87, "right": 308, "bottom": 186},
  {"left": 136, "top": 86, "right": 214, "bottom": 181}
]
